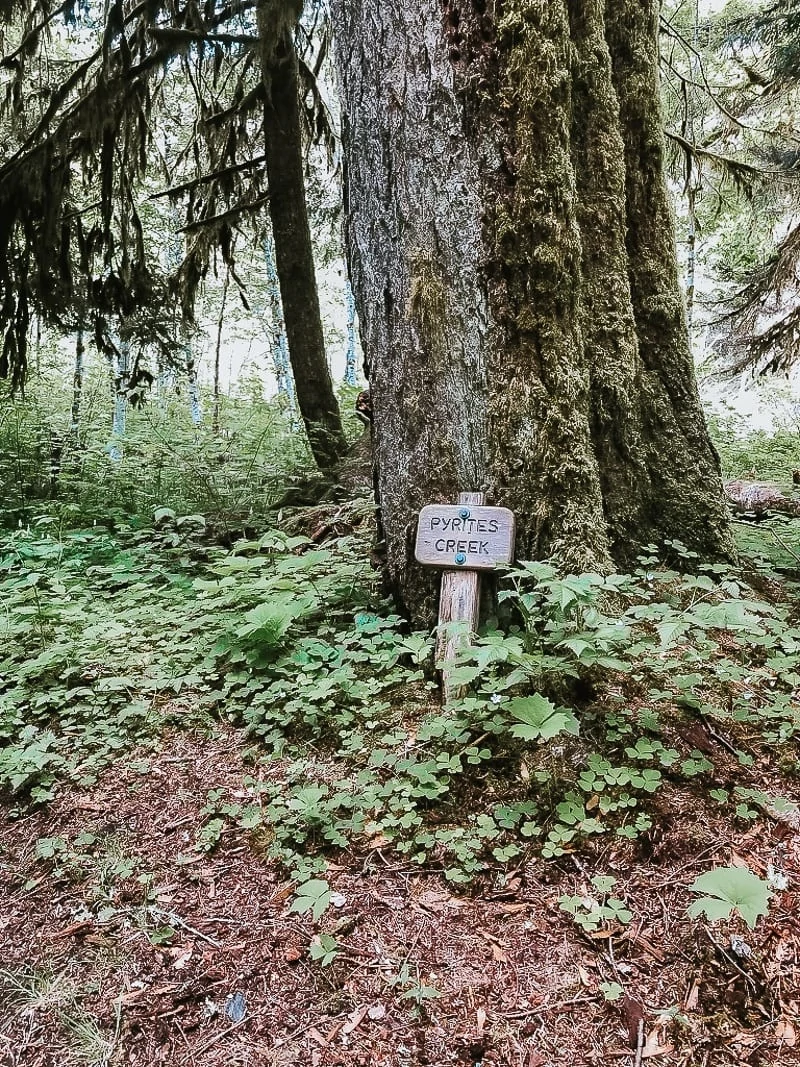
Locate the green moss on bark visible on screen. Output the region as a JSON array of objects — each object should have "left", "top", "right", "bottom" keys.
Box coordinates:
[
  {"left": 568, "top": 0, "right": 651, "bottom": 562},
  {"left": 332, "top": 0, "right": 733, "bottom": 626},
  {"left": 483, "top": 0, "right": 611, "bottom": 573},
  {"left": 604, "top": 0, "right": 736, "bottom": 562}
]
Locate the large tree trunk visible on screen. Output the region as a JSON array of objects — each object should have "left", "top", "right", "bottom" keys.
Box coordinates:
[
  {"left": 605, "top": 0, "right": 731, "bottom": 556},
  {"left": 332, "top": 0, "right": 734, "bottom": 625},
  {"left": 259, "top": 19, "right": 347, "bottom": 471},
  {"left": 569, "top": 0, "right": 651, "bottom": 558}
]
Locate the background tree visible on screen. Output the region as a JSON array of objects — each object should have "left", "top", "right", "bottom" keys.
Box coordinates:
[
  {"left": 332, "top": 0, "right": 735, "bottom": 624},
  {"left": 257, "top": 0, "right": 346, "bottom": 467},
  {"left": 0, "top": 0, "right": 347, "bottom": 469},
  {"left": 660, "top": 0, "right": 800, "bottom": 376},
  {"left": 710, "top": 0, "right": 800, "bottom": 375}
]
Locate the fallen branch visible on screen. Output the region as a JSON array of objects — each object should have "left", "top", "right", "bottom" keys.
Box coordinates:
[{"left": 724, "top": 479, "right": 800, "bottom": 517}]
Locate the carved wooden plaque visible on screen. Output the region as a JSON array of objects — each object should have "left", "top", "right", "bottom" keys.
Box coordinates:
[{"left": 415, "top": 504, "right": 516, "bottom": 570}]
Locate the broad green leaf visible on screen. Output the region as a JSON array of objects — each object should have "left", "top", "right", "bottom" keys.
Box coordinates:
[
  {"left": 176, "top": 513, "right": 206, "bottom": 529},
  {"left": 507, "top": 694, "right": 579, "bottom": 741},
  {"left": 238, "top": 807, "right": 263, "bottom": 830},
  {"left": 558, "top": 584, "right": 579, "bottom": 610},
  {"left": 441, "top": 664, "right": 481, "bottom": 686},
  {"left": 688, "top": 896, "right": 735, "bottom": 923},
  {"left": 35, "top": 836, "right": 66, "bottom": 859},
  {"left": 656, "top": 621, "right": 688, "bottom": 649},
  {"left": 687, "top": 866, "right": 772, "bottom": 929},
  {"left": 691, "top": 601, "right": 764, "bottom": 632},
  {"left": 289, "top": 878, "right": 331, "bottom": 922},
  {"left": 236, "top": 594, "right": 315, "bottom": 647},
  {"left": 559, "top": 637, "right": 593, "bottom": 659}
]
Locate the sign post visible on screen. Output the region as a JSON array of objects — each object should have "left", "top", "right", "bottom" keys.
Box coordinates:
[{"left": 415, "top": 493, "right": 515, "bottom": 702}]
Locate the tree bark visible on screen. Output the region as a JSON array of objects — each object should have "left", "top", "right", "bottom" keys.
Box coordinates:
[
  {"left": 332, "top": 0, "right": 734, "bottom": 625},
  {"left": 605, "top": 0, "right": 732, "bottom": 557},
  {"left": 259, "top": 19, "right": 347, "bottom": 470},
  {"left": 213, "top": 271, "right": 228, "bottom": 437},
  {"left": 186, "top": 348, "right": 202, "bottom": 426},
  {"left": 334, "top": 0, "right": 493, "bottom": 615},
  {"left": 568, "top": 0, "right": 651, "bottom": 558},
  {"left": 70, "top": 326, "right": 85, "bottom": 448},
  {"left": 108, "top": 336, "right": 129, "bottom": 463},
  {"left": 263, "top": 232, "right": 297, "bottom": 414}
]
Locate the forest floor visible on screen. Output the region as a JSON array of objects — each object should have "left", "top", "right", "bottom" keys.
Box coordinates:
[
  {"left": 2, "top": 719, "right": 799, "bottom": 1067},
  {"left": 2, "top": 488, "right": 800, "bottom": 1067}
]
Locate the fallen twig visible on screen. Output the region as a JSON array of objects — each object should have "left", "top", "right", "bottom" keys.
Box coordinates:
[{"left": 193, "top": 1018, "right": 247, "bottom": 1055}]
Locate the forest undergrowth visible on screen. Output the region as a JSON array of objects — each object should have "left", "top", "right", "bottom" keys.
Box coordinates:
[{"left": 1, "top": 454, "right": 800, "bottom": 1063}]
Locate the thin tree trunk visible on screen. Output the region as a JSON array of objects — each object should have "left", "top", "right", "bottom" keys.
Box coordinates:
[
  {"left": 186, "top": 350, "right": 202, "bottom": 426},
  {"left": 258, "top": 15, "right": 347, "bottom": 470},
  {"left": 686, "top": 183, "right": 697, "bottom": 337},
  {"left": 263, "top": 233, "right": 297, "bottom": 414},
  {"left": 70, "top": 326, "right": 84, "bottom": 447},
  {"left": 156, "top": 353, "right": 169, "bottom": 411},
  {"left": 169, "top": 202, "right": 202, "bottom": 427},
  {"left": 213, "top": 271, "right": 228, "bottom": 437},
  {"left": 109, "top": 337, "right": 129, "bottom": 462}
]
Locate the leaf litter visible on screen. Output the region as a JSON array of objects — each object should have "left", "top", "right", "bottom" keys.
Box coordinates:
[{"left": 1, "top": 726, "right": 799, "bottom": 1067}]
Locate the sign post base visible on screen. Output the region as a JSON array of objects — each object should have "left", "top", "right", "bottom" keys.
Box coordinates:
[{"left": 435, "top": 492, "right": 484, "bottom": 704}]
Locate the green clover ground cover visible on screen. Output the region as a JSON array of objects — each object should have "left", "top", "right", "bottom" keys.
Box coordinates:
[{"left": 2, "top": 516, "right": 798, "bottom": 899}]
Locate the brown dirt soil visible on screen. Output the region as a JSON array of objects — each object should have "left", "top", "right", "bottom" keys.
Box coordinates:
[{"left": 1, "top": 728, "right": 799, "bottom": 1067}]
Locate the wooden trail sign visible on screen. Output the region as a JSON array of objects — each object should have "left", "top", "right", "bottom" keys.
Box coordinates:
[
  {"left": 414, "top": 504, "right": 515, "bottom": 570},
  {"left": 416, "top": 493, "right": 516, "bottom": 703}
]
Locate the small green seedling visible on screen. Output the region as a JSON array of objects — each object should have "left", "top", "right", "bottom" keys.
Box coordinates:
[
  {"left": 309, "top": 933, "right": 339, "bottom": 966},
  {"left": 289, "top": 877, "right": 332, "bottom": 921},
  {"left": 559, "top": 875, "right": 633, "bottom": 932},
  {"left": 600, "top": 981, "right": 624, "bottom": 1001}
]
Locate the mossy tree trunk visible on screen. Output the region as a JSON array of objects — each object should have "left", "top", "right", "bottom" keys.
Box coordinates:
[
  {"left": 604, "top": 0, "right": 731, "bottom": 555},
  {"left": 260, "top": 22, "right": 347, "bottom": 470},
  {"left": 332, "top": 0, "right": 734, "bottom": 625}
]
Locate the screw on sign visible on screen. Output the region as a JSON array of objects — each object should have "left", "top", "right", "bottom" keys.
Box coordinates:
[{"left": 415, "top": 493, "right": 516, "bottom": 702}]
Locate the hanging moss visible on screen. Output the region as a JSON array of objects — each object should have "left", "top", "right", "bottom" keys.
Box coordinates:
[{"left": 0, "top": 0, "right": 303, "bottom": 391}]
